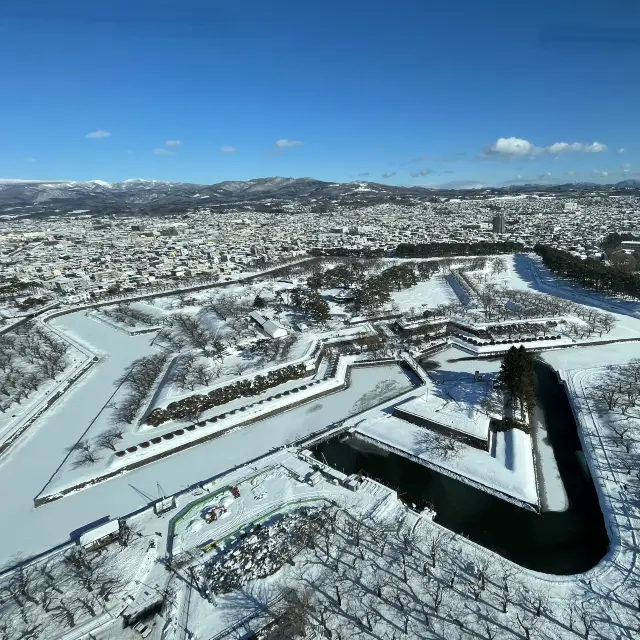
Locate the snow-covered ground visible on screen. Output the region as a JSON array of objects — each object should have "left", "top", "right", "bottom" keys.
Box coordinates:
[
  {"left": 507, "top": 254, "right": 640, "bottom": 342},
  {"left": 0, "top": 312, "right": 416, "bottom": 564},
  {"left": 390, "top": 275, "right": 458, "bottom": 313},
  {"left": 393, "top": 377, "right": 492, "bottom": 441},
  {"left": 355, "top": 409, "right": 538, "bottom": 507},
  {"left": 6, "top": 254, "right": 640, "bottom": 639}
]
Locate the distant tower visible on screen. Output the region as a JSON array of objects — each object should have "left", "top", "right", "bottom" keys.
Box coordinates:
[{"left": 492, "top": 212, "right": 506, "bottom": 234}]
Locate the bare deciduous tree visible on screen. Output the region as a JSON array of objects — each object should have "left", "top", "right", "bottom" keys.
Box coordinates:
[
  {"left": 426, "top": 529, "right": 452, "bottom": 569},
  {"left": 70, "top": 440, "right": 101, "bottom": 468},
  {"left": 95, "top": 426, "right": 125, "bottom": 452},
  {"left": 414, "top": 429, "right": 464, "bottom": 461}
]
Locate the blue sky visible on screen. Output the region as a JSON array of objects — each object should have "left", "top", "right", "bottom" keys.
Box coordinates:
[{"left": 1, "top": 0, "right": 638, "bottom": 186}]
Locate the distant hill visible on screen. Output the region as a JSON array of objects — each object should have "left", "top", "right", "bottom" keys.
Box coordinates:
[{"left": 0, "top": 176, "right": 637, "bottom": 218}]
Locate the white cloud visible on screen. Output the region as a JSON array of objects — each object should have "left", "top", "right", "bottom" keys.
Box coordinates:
[
  {"left": 410, "top": 168, "right": 433, "bottom": 177},
  {"left": 165, "top": 140, "right": 182, "bottom": 148},
  {"left": 549, "top": 141, "right": 607, "bottom": 153},
  {"left": 484, "top": 137, "right": 541, "bottom": 157},
  {"left": 484, "top": 137, "right": 608, "bottom": 158},
  {"left": 619, "top": 147, "right": 626, "bottom": 154},
  {"left": 85, "top": 130, "right": 111, "bottom": 139},
  {"left": 382, "top": 171, "right": 396, "bottom": 178},
  {"left": 593, "top": 170, "right": 609, "bottom": 177},
  {"left": 547, "top": 142, "right": 583, "bottom": 153},
  {"left": 153, "top": 148, "right": 174, "bottom": 156},
  {"left": 584, "top": 142, "right": 607, "bottom": 153},
  {"left": 220, "top": 146, "right": 237, "bottom": 153},
  {"left": 622, "top": 162, "right": 632, "bottom": 169},
  {"left": 567, "top": 170, "right": 575, "bottom": 176},
  {"left": 275, "top": 139, "right": 303, "bottom": 148}
]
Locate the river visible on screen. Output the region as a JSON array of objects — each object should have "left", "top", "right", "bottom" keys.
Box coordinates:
[{"left": 313, "top": 360, "right": 609, "bottom": 574}]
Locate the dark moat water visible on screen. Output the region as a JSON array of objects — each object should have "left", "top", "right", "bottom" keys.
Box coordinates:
[{"left": 313, "top": 361, "right": 608, "bottom": 575}]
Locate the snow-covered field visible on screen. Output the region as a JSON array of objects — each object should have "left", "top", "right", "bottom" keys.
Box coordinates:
[
  {"left": 354, "top": 407, "right": 538, "bottom": 507},
  {"left": 5, "top": 254, "right": 640, "bottom": 639},
  {"left": 390, "top": 275, "right": 458, "bottom": 313},
  {"left": 0, "top": 311, "right": 416, "bottom": 564},
  {"left": 506, "top": 254, "right": 640, "bottom": 342}
]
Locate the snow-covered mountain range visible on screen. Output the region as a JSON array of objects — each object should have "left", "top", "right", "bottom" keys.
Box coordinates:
[{"left": 0, "top": 176, "right": 638, "bottom": 217}]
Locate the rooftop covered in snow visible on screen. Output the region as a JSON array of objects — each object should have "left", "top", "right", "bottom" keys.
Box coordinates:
[{"left": 394, "top": 392, "right": 491, "bottom": 442}]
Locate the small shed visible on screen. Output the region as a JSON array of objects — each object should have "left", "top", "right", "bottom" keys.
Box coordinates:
[
  {"left": 343, "top": 477, "right": 360, "bottom": 492},
  {"left": 153, "top": 496, "right": 176, "bottom": 516},
  {"left": 249, "top": 311, "right": 288, "bottom": 339},
  {"left": 79, "top": 519, "right": 120, "bottom": 551}
]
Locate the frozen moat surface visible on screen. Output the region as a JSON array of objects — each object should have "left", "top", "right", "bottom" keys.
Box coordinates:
[{"left": 0, "top": 312, "right": 416, "bottom": 565}]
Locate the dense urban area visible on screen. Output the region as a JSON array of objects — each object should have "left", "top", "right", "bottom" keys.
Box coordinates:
[{"left": 1, "top": 178, "right": 640, "bottom": 640}]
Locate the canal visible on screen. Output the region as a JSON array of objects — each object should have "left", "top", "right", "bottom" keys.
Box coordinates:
[{"left": 314, "top": 360, "right": 609, "bottom": 575}]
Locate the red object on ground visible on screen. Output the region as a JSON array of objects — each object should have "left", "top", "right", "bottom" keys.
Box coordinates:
[
  {"left": 232, "top": 486, "right": 240, "bottom": 498},
  {"left": 205, "top": 505, "right": 227, "bottom": 523}
]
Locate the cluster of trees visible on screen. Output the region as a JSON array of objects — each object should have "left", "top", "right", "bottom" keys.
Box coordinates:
[
  {"left": 248, "top": 336, "right": 298, "bottom": 366},
  {"left": 592, "top": 360, "right": 640, "bottom": 423},
  {"left": 169, "top": 342, "right": 301, "bottom": 393},
  {"left": 162, "top": 313, "right": 228, "bottom": 356},
  {"left": 471, "top": 282, "right": 617, "bottom": 339},
  {"left": 396, "top": 241, "right": 526, "bottom": 258},
  {"left": 309, "top": 247, "right": 387, "bottom": 258},
  {"left": 146, "top": 362, "right": 308, "bottom": 426},
  {"left": 101, "top": 303, "right": 157, "bottom": 327},
  {"left": 601, "top": 232, "right": 640, "bottom": 254},
  {"left": 308, "top": 261, "right": 438, "bottom": 292},
  {"left": 207, "top": 503, "right": 604, "bottom": 640},
  {"left": 306, "top": 260, "right": 441, "bottom": 316},
  {"left": 290, "top": 288, "right": 331, "bottom": 324},
  {"left": 66, "top": 354, "right": 168, "bottom": 467},
  {"left": 499, "top": 346, "right": 536, "bottom": 423},
  {"left": 14, "top": 296, "right": 50, "bottom": 311},
  {"left": 111, "top": 353, "right": 168, "bottom": 426},
  {"left": 306, "top": 262, "right": 371, "bottom": 290},
  {"left": 351, "top": 263, "right": 438, "bottom": 314},
  {"left": 487, "top": 320, "right": 559, "bottom": 340},
  {"left": 67, "top": 424, "right": 127, "bottom": 468},
  {"left": 170, "top": 353, "right": 218, "bottom": 391},
  {"left": 0, "top": 278, "right": 43, "bottom": 303},
  {"left": 204, "top": 506, "right": 332, "bottom": 596},
  {"left": 204, "top": 291, "right": 255, "bottom": 322},
  {"left": 536, "top": 244, "right": 640, "bottom": 299},
  {"left": 0, "top": 322, "right": 70, "bottom": 414},
  {"left": 0, "top": 543, "right": 126, "bottom": 639}
]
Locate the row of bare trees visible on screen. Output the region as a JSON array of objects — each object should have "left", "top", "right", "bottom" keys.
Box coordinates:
[
  {"left": 0, "top": 545, "right": 125, "bottom": 640},
  {"left": 241, "top": 505, "right": 605, "bottom": 640},
  {"left": 0, "top": 322, "right": 70, "bottom": 414},
  {"left": 169, "top": 334, "right": 300, "bottom": 393},
  {"left": 63, "top": 353, "right": 169, "bottom": 468},
  {"left": 101, "top": 303, "right": 157, "bottom": 328},
  {"left": 111, "top": 353, "right": 168, "bottom": 425},
  {"left": 470, "top": 281, "right": 617, "bottom": 340},
  {"left": 592, "top": 360, "right": 640, "bottom": 421}
]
